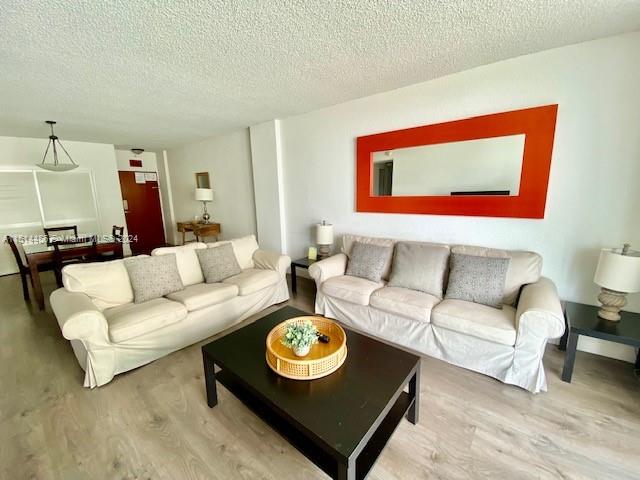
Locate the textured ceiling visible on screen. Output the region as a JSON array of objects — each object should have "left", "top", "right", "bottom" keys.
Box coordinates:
[{"left": 1, "top": 1, "right": 640, "bottom": 150}]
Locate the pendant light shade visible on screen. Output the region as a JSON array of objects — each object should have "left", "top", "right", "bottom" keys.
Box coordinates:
[{"left": 37, "top": 121, "right": 79, "bottom": 171}]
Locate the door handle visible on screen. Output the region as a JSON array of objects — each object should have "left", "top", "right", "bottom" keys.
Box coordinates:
[{"left": 123, "top": 199, "right": 129, "bottom": 212}]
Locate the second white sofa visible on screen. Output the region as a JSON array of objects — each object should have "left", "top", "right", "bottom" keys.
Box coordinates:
[{"left": 310, "top": 234, "right": 564, "bottom": 393}]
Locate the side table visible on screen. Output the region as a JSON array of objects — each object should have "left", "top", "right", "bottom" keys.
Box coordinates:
[
  {"left": 290, "top": 257, "right": 317, "bottom": 294},
  {"left": 560, "top": 301, "right": 640, "bottom": 383}
]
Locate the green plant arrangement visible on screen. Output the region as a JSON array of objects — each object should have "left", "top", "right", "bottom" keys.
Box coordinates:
[{"left": 281, "top": 320, "right": 319, "bottom": 357}]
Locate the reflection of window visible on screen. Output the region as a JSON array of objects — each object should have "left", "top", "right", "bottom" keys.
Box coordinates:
[{"left": 0, "top": 169, "right": 100, "bottom": 274}]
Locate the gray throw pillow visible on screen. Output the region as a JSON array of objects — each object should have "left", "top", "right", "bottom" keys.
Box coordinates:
[
  {"left": 124, "top": 254, "right": 184, "bottom": 304},
  {"left": 388, "top": 242, "right": 450, "bottom": 298},
  {"left": 197, "top": 243, "right": 242, "bottom": 283},
  {"left": 445, "top": 253, "right": 509, "bottom": 308},
  {"left": 345, "top": 241, "right": 393, "bottom": 283}
]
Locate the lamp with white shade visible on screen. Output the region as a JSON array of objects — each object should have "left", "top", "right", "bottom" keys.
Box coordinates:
[
  {"left": 593, "top": 244, "right": 640, "bottom": 321},
  {"left": 316, "top": 221, "right": 334, "bottom": 259},
  {"left": 195, "top": 188, "right": 214, "bottom": 223}
]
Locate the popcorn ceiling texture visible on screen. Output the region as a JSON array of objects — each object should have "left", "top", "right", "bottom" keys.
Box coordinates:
[{"left": 1, "top": 0, "right": 639, "bottom": 149}]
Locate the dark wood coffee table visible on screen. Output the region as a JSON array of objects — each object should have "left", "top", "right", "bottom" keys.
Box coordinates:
[{"left": 202, "top": 306, "right": 421, "bottom": 480}]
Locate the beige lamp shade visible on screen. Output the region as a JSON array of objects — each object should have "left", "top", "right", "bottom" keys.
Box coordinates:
[
  {"left": 316, "top": 223, "right": 334, "bottom": 245},
  {"left": 195, "top": 188, "right": 213, "bottom": 202},
  {"left": 594, "top": 248, "right": 640, "bottom": 293}
]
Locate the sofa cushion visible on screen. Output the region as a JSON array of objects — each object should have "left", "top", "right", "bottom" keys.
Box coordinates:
[
  {"left": 151, "top": 243, "right": 206, "bottom": 286},
  {"left": 370, "top": 286, "right": 440, "bottom": 322},
  {"left": 197, "top": 243, "right": 241, "bottom": 283},
  {"left": 342, "top": 234, "right": 396, "bottom": 280},
  {"left": 345, "top": 241, "right": 394, "bottom": 283},
  {"left": 104, "top": 298, "right": 187, "bottom": 343},
  {"left": 62, "top": 258, "right": 133, "bottom": 311},
  {"left": 124, "top": 254, "right": 184, "bottom": 303},
  {"left": 322, "top": 275, "right": 384, "bottom": 306},
  {"left": 451, "top": 245, "right": 542, "bottom": 306},
  {"left": 223, "top": 268, "right": 279, "bottom": 296},
  {"left": 388, "top": 242, "right": 450, "bottom": 298},
  {"left": 445, "top": 253, "right": 510, "bottom": 308},
  {"left": 431, "top": 299, "right": 517, "bottom": 346},
  {"left": 207, "top": 235, "right": 259, "bottom": 270},
  {"left": 166, "top": 283, "right": 239, "bottom": 311}
]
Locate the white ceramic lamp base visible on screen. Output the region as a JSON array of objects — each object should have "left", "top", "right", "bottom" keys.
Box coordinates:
[{"left": 597, "top": 288, "right": 626, "bottom": 321}]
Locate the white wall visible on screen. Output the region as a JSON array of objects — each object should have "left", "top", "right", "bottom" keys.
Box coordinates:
[
  {"left": 165, "top": 129, "right": 257, "bottom": 242},
  {"left": 0, "top": 136, "right": 126, "bottom": 273},
  {"left": 277, "top": 32, "right": 640, "bottom": 362},
  {"left": 249, "top": 120, "right": 286, "bottom": 253}
]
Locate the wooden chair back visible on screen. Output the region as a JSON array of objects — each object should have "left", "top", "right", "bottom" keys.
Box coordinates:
[
  {"left": 44, "top": 225, "right": 78, "bottom": 246},
  {"left": 6, "top": 236, "right": 28, "bottom": 271}
]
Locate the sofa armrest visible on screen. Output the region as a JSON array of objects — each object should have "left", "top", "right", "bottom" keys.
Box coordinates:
[
  {"left": 50, "top": 288, "right": 111, "bottom": 344},
  {"left": 253, "top": 249, "right": 291, "bottom": 277},
  {"left": 308, "top": 253, "right": 348, "bottom": 289},
  {"left": 515, "top": 277, "right": 565, "bottom": 340}
]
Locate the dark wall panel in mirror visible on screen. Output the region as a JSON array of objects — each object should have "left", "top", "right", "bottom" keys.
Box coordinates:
[{"left": 356, "top": 105, "right": 558, "bottom": 218}]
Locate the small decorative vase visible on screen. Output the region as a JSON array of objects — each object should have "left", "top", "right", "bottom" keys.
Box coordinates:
[{"left": 293, "top": 345, "right": 310, "bottom": 357}]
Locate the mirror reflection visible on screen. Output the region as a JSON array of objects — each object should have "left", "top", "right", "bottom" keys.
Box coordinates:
[{"left": 372, "top": 134, "right": 525, "bottom": 197}]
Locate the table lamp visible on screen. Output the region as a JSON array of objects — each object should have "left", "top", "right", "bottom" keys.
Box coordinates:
[
  {"left": 316, "top": 221, "right": 334, "bottom": 259},
  {"left": 195, "top": 188, "right": 214, "bottom": 223},
  {"left": 593, "top": 244, "right": 640, "bottom": 321}
]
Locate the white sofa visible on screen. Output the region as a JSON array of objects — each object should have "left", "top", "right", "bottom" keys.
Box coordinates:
[
  {"left": 50, "top": 235, "right": 290, "bottom": 388},
  {"left": 309, "top": 234, "right": 565, "bottom": 393}
]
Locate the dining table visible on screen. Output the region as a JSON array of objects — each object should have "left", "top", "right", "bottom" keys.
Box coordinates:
[{"left": 23, "top": 237, "right": 122, "bottom": 310}]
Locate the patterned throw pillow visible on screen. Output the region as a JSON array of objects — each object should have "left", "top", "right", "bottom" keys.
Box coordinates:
[
  {"left": 196, "top": 243, "right": 242, "bottom": 283},
  {"left": 124, "top": 254, "right": 184, "bottom": 304},
  {"left": 444, "top": 253, "right": 510, "bottom": 308},
  {"left": 345, "top": 241, "right": 393, "bottom": 283}
]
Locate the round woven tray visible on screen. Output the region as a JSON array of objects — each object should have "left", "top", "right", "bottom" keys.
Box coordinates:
[{"left": 265, "top": 316, "right": 347, "bottom": 380}]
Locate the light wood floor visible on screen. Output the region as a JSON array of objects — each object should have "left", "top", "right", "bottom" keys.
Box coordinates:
[{"left": 1, "top": 272, "right": 639, "bottom": 480}]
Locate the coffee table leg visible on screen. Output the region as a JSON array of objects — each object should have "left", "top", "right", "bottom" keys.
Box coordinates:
[
  {"left": 561, "top": 331, "right": 579, "bottom": 383},
  {"left": 407, "top": 363, "right": 420, "bottom": 424},
  {"left": 202, "top": 352, "right": 218, "bottom": 407},
  {"left": 337, "top": 457, "right": 355, "bottom": 480},
  {"left": 291, "top": 265, "right": 297, "bottom": 294}
]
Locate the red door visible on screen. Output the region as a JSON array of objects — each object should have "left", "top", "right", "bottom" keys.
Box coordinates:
[{"left": 118, "top": 171, "right": 166, "bottom": 255}]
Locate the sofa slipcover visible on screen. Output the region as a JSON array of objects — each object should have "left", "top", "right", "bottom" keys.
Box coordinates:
[
  {"left": 370, "top": 286, "right": 439, "bottom": 323},
  {"left": 322, "top": 275, "right": 384, "bottom": 306},
  {"left": 166, "top": 283, "right": 239, "bottom": 311},
  {"left": 310, "top": 235, "right": 564, "bottom": 393},
  {"left": 223, "top": 268, "right": 280, "bottom": 296},
  {"left": 104, "top": 298, "right": 187, "bottom": 342},
  {"left": 431, "top": 299, "right": 517, "bottom": 346},
  {"left": 51, "top": 242, "right": 291, "bottom": 388}
]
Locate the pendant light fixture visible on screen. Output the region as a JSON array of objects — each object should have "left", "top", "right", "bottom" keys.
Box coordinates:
[{"left": 37, "top": 120, "right": 79, "bottom": 171}]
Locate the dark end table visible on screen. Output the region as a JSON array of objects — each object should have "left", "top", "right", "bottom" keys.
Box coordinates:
[
  {"left": 560, "top": 301, "right": 640, "bottom": 383},
  {"left": 290, "top": 257, "right": 317, "bottom": 294},
  {"left": 202, "top": 306, "right": 421, "bottom": 480}
]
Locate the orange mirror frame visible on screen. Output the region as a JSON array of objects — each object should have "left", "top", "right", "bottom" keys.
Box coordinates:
[{"left": 356, "top": 105, "right": 558, "bottom": 218}]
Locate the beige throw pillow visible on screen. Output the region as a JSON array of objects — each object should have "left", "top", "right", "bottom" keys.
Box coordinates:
[{"left": 388, "top": 242, "right": 450, "bottom": 298}]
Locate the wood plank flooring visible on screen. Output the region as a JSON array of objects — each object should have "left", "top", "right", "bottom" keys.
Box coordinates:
[{"left": 1, "top": 272, "right": 639, "bottom": 479}]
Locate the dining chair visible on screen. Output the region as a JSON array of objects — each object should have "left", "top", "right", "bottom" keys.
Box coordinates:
[
  {"left": 51, "top": 235, "right": 98, "bottom": 287},
  {"left": 44, "top": 225, "right": 78, "bottom": 246},
  {"left": 97, "top": 226, "right": 125, "bottom": 262},
  {"left": 6, "top": 236, "right": 33, "bottom": 301}
]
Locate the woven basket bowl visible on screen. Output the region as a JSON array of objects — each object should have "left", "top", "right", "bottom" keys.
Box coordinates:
[{"left": 265, "top": 316, "right": 347, "bottom": 380}]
